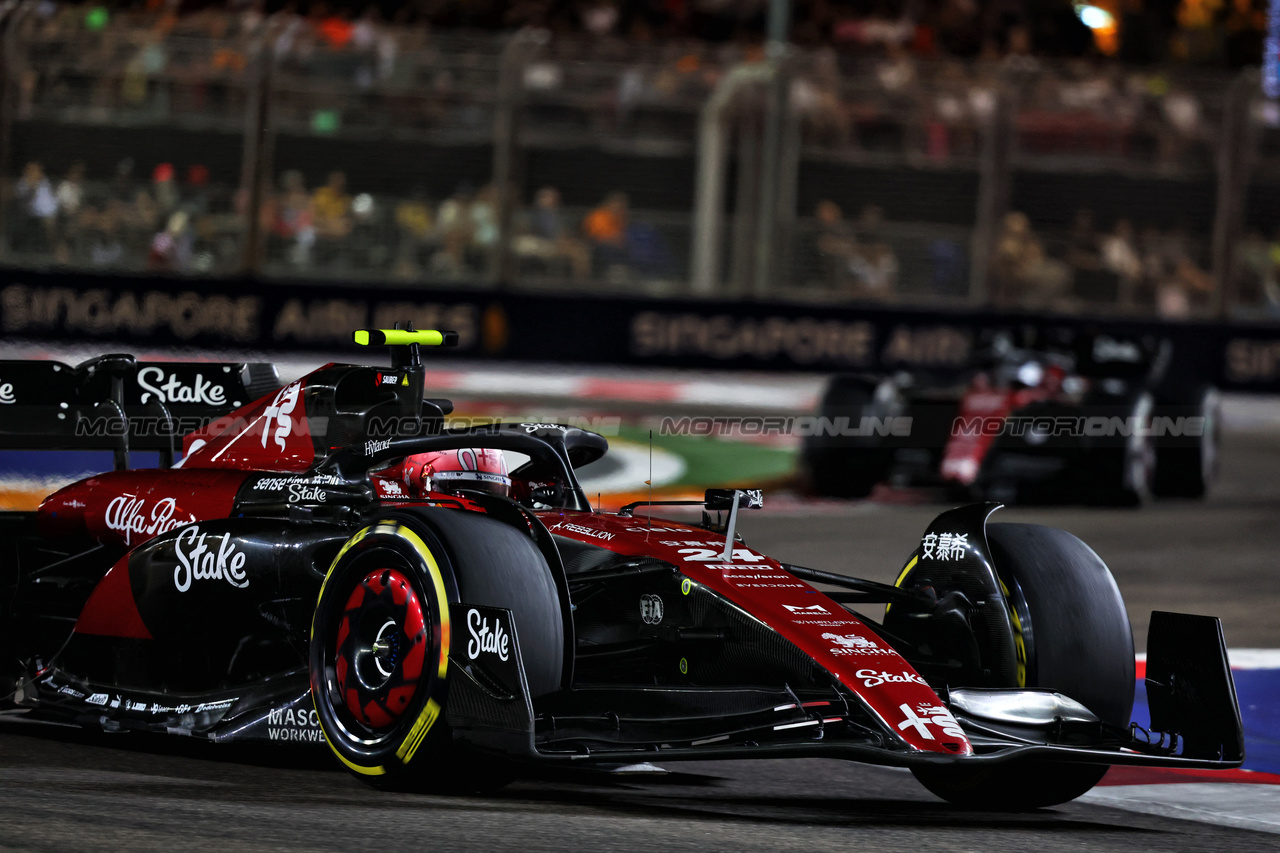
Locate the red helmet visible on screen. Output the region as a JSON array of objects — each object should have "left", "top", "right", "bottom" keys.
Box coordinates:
[{"left": 401, "top": 448, "right": 510, "bottom": 498}]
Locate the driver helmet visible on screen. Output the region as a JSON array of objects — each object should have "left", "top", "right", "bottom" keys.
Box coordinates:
[{"left": 402, "top": 448, "right": 510, "bottom": 498}]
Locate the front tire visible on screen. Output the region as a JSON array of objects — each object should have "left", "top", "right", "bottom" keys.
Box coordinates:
[
  {"left": 1087, "top": 393, "right": 1155, "bottom": 507},
  {"left": 310, "top": 519, "right": 454, "bottom": 786},
  {"left": 910, "top": 523, "right": 1135, "bottom": 809},
  {"left": 802, "top": 376, "right": 894, "bottom": 498},
  {"left": 1152, "top": 387, "right": 1219, "bottom": 499}
]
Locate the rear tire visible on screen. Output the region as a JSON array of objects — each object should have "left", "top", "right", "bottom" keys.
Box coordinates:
[{"left": 910, "top": 523, "right": 1134, "bottom": 809}]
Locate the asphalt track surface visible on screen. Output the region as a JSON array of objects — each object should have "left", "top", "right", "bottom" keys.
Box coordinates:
[{"left": 2, "top": 430, "right": 1279, "bottom": 851}]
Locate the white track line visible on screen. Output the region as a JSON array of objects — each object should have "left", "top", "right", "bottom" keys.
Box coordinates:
[{"left": 1135, "top": 649, "right": 1280, "bottom": 670}]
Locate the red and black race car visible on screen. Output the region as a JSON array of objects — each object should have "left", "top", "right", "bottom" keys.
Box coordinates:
[
  {"left": 0, "top": 329, "right": 1243, "bottom": 809},
  {"left": 803, "top": 331, "right": 1219, "bottom": 505}
]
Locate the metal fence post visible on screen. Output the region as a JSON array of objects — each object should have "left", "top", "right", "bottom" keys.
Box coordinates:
[
  {"left": 968, "top": 83, "right": 1013, "bottom": 305},
  {"left": 1210, "top": 69, "right": 1260, "bottom": 317},
  {"left": 238, "top": 32, "right": 274, "bottom": 275},
  {"left": 492, "top": 28, "right": 544, "bottom": 286},
  {"left": 691, "top": 63, "right": 779, "bottom": 295},
  {"left": 0, "top": 0, "right": 28, "bottom": 261}
]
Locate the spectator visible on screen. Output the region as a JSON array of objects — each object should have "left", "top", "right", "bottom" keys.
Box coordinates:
[
  {"left": 1065, "top": 208, "right": 1102, "bottom": 273},
  {"left": 1100, "top": 218, "right": 1143, "bottom": 304},
  {"left": 511, "top": 186, "right": 591, "bottom": 280},
  {"left": 53, "top": 162, "right": 86, "bottom": 263},
  {"left": 392, "top": 186, "right": 436, "bottom": 278},
  {"left": 792, "top": 49, "right": 850, "bottom": 146},
  {"left": 991, "top": 211, "right": 1070, "bottom": 308},
  {"left": 311, "top": 170, "right": 352, "bottom": 263},
  {"left": 13, "top": 161, "right": 58, "bottom": 253},
  {"left": 583, "top": 191, "right": 630, "bottom": 273},
  {"left": 813, "top": 199, "right": 858, "bottom": 287},
  {"left": 848, "top": 204, "right": 898, "bottom": 298},
  {"left": 269, "top": 170, "right": 315, "bottom": 267},
  {"left": 148, "top": 210, "right": 193, "bottom": 271},
  {"left": 469, "top": 184, "right": 500, "bottom": 266},
  {"left": 84, "top": 200, "right": 126, "bottom": 268},
  {"left": 152, "top": 162, "right": 179, "bottom": 218},
  {"left": 433, "top": 184, "right": 475, "bottom": 278}
]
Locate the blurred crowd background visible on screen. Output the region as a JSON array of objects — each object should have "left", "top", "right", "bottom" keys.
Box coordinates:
[{"left": 3, "top": 0, "right": 1280, "bottom": 319}]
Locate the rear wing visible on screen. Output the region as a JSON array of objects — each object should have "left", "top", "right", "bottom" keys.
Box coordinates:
[{"left": 0, "top": 355, "right": 280, "bottom": 469}]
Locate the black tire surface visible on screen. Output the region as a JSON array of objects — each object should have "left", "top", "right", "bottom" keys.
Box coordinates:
[
  {"left": 399, "top": 507, "right": 564, "bottom": 698},
  {"left": 802, "top": 377, "right": 891, "bottom": 498},
  {"left": 911, "top": 523, "right": 1135, "bottom": 810},
  {"left": 1152, "top": 388, "right": 1218, "bottom": 499},
  {"left": 1086, "top": 393, "right": 1155, "bottom": 507}
]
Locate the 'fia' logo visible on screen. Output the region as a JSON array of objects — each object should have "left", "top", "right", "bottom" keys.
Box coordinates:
[{"left": 640, "top": 594, "right": 664, "bottom": 625}]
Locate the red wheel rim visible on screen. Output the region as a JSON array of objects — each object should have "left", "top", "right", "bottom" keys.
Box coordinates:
[{"left": 333, "top": 567, "right": 429, "bottom": 731}]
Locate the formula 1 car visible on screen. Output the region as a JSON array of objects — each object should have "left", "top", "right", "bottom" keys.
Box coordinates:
[
  {"left": 0, "top": 330, "right": 1243, "bottom": 809},
  {"left": 802, "top": 331, "right": 1219, "bottom": 505}
]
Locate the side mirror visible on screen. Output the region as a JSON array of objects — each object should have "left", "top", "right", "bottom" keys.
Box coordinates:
[{"left": 704, "top": 488, "right": 763, "bottom": 511}]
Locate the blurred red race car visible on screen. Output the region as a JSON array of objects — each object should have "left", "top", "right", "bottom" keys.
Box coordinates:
[{"left": 804, "top": 331, "right": 1218, "bottom": 505}]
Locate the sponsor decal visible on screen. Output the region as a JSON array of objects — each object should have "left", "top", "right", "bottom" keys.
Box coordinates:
[
  {"left": 856, "top": 669, "right": 930, "bottom": 689},
  {"left": 791, "top": 618, "right": 859, "bottom": 628},
  {"left": 376, "top": 372, "right": 401, "bottom": 386},
  {"left": 364, "top": 438, "right": 391, "bottom": 456},
  {"left": 823, "top": 632, "right": 896, "bottom": 657},
  {"left": 921, "top": 532, "right": 968, "bottom": 561},
  {"left": 550, "top": 521, "right": 615, "bottom": 541},
  {"left": 288, "top": 483, "right": 328, "bottom": 503},
  {"left": 87, "top": 693, "right": 108, "bottom": 706},
  {"left": 640, "top": 594, "right": 664, "bottom": 625},
  {"left": 625, "top": 525, "right": 691, "bottom": 533},
  {"left": 136, "top": 366, "right": 227, "bottom": 406},
  {"left": 261, "top": 383, "right": 301, "bottom": 452},
  {"left": 0, "top": 381, "right": 13, "bottom": 404},
  {"left": 520, "top": 423, "right": 567, "bottom": 433},
  {"left": 104, "top": 495, "right": 194, "bottom": 546},
  {"left": 784, "top": 604, "right": 830, "bottom": 614},
  {"left": 1093, "top": 335, "right": 1142, "bottom": 363},
  {"left": 252, "top": 475, "right": 343, "bottom": 491},
  {"left": 173, "top": 526, "right": 249, "bottom": 592},
  {"left": 466, "top": 608, "right": 509, "bottom": 662},
  {"left": 378, "top": 478, "right": 405, "bottom": 498},
  {"left": 896, "top": 702, "right": 965, "bottom": 741},
  {"left": 58, "top": 686, "right": 85, "bottom": 699},
  {"left": 268, "top": 706, "right": 324, "bottom": 742},
  {"left": 678, "top": 547, "right": 763, "bottom": 562}
]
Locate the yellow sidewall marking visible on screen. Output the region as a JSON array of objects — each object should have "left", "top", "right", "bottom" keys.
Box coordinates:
[
  {"left": 999, "top": 577, "right": 1028, "bottom": 688},
  {"left": 313, "top": 519, "right": 453, "bottom": 772},
  {"left": 884, "top": 554, "right": 919, "bottom": 615}
]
